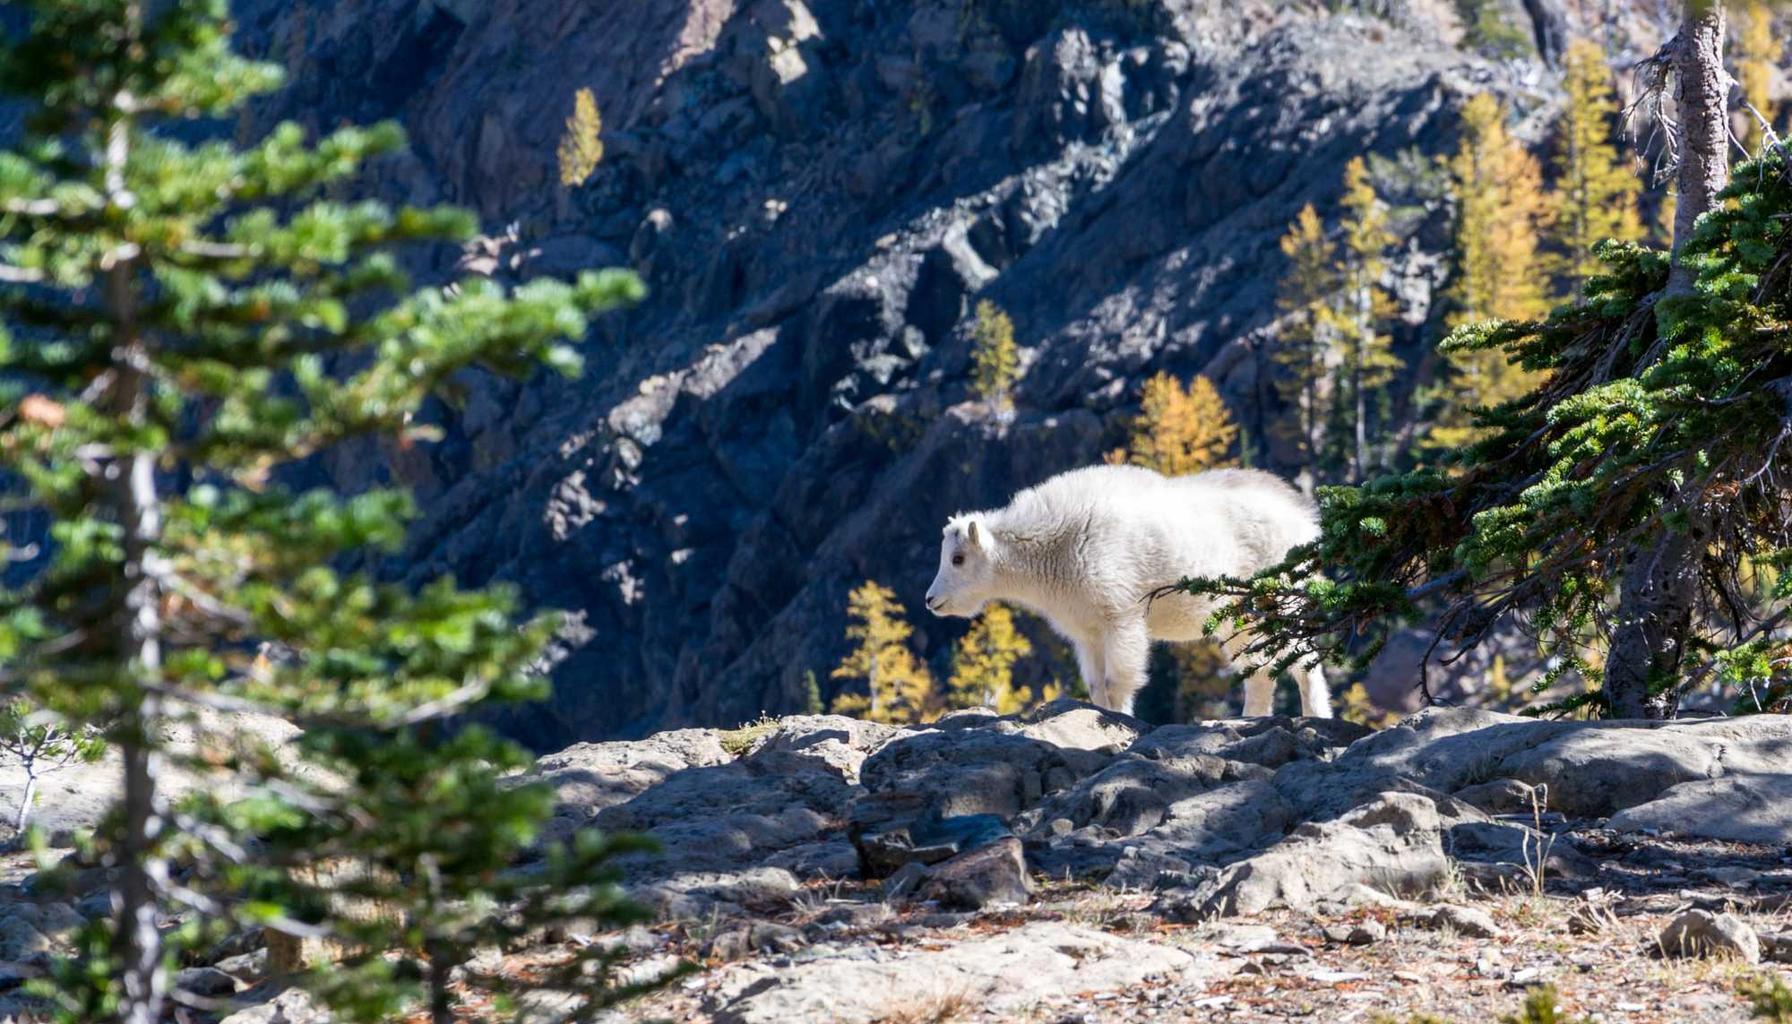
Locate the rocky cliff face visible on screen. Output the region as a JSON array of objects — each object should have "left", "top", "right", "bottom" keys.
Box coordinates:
[{"left": 230, "top": 0, "right": 1670, "bottom": 746}]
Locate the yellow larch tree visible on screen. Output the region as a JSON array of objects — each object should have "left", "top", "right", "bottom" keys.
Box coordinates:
[
  {"left": 1429, "top": 93, "right": 1551, "bottom": 449},
  {"left": 1654, "top": 189, "right": 1678, "bottom": 249},
  {"left": 1449, "top": 94, "right": 1550, "bottom": 326},
  {"left": 1549, "top": 39, "right": 1644, "bottom": 298},
  {"left": 946, "top": 604, "right": 1035, "bottom": 714},
  {"left": 557, "top": 87, "right": 605, "bottom": 189},
  {"left": 1108, "top": 372, "right": 1239, "bottom": 476},
  {"left": 1739, "top": 1, "right": 1779, "bottom": 154},
  {"left": 830, "top": 581, "right": 937, "bottom": 724},
  {"left": 970, "top": 300, "right": 1022, "bottom": 412},
  {"left": 1336, "top": 157, "right": 1404, "bottom": 482},
  {"left": 1273, "top": 203, "right": 1342, "bottom": 476}
]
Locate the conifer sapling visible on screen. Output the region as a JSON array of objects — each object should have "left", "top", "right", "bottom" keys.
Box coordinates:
[{"left": 0, "top": 2, "right": 679, "bottom": 1021}]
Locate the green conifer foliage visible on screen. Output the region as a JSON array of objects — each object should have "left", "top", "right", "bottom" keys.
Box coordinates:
[
  {"left": 1174, "top": 149, "right": 1792, "bottom": 718},
  {"left": 0, "top": 3, "right": 673, "bottom": 1021}
]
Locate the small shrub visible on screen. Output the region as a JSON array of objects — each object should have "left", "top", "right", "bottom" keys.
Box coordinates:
[
  {"left": 719, "top": 716, "right": 780, "bottom": 757},
  {"left": 1500, "top": 985, "right": 1593, "bottom": 1024},
  {"left": 1740, "top": 973, "right": 1792, "bottom": 1022}
]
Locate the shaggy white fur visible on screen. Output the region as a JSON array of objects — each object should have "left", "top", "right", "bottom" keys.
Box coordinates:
[{"left": 924, "top": 464, "right": 1331, "bottom": 718}]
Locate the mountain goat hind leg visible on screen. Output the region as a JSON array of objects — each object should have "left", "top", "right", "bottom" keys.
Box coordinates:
[{"left": 1298, "top": 654, "right": 1333, "bottom": 718}]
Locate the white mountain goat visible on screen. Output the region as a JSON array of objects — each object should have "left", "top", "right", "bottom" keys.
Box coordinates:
[{"left": 923, "top": 464, "right": 1331, "bottom": 718}]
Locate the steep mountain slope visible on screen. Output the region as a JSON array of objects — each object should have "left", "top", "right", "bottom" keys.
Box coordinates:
[{"left": 231, "top": 0, "right": 1663, "bottom": 746}]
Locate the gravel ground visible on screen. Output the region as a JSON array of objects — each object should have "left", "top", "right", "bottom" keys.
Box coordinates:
[{"left": 607, "top": 846, "right": 1792, "bottom": 1024}]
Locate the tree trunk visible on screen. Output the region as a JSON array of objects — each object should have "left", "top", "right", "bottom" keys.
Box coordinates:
[
  {"left": 112, "top": 337, "right": 168, "bottom": 1024},
  {"left": 1353, "top": 284, "right": 1371, "bottom": 483},
  {"left": 101, "top": 12, "right": 170, "bottom": 1014},
  {"left": 15, "top": 771, "right": 36, "bottom": 834},
  {"left": 1605, "top": 525, "right": 1699, "bottom": 718},
  {"left": 1312, "top": 359, "right": 1321, "bottom": 472},
  {"left": 1602, "top": 0, "right": 1726, "bottom": 719},
  {"left": 1665, "top": 2, "right": 1728, "bottom": 299},
  {"left": 428, "top": 937, "right": 454, "bottom": 1024}
]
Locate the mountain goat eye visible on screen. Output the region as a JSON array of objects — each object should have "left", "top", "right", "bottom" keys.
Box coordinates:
[{"left": 951, "top": 552, "right": 965, "bottom": 567}]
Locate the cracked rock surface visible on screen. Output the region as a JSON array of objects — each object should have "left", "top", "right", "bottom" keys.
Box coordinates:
[{"left": 7, "top": 703, "right": 1792, "bottom": 1020}]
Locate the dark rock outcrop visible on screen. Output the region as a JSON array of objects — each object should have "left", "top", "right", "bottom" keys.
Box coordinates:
[
  {"left": 227, "top": 0, "right": 1661, "bottom": 744},
  {"left": 505, "top": 705, "right": 1792, "bottom": 921}
]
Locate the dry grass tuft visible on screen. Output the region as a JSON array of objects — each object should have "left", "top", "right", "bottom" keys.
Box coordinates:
[
  {"left": 874, "top": 989, "right": 978, "bottom": 1024},
  {"left": 718, "top": 716, "right": 780, "bottom": 757}
]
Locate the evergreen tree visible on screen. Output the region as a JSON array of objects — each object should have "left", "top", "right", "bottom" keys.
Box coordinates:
[
  {"left": 1739, "top": 0, "right": 1778, "bottom": 153},
  {"left": 1549, "top": 39, "right": 1645, "bottom": 297},
  {"left": 1108, "top": 372, "right": 1238, "bottom": 476},
  {"left": 0, "top": 2, "right": 673, "bottom": 1020},
  {"left": 969, "top": 299, "right": 1022, "bottom": 413},
  {"left": 557, "top": 86, "right": 605, "bottom": 188},
  {"left": 1175, "top": 14, "right": 1770, "bottom": 722},
  {"left": 1273, "top": 204, "right": 1340, "bottom": 475},
  {"left": 1429, "top": 93, "right": 1551, "bottom": 449},
  {"left": 1335, "top": 157, "right": 1404, "bottom": 482},
  {"left": 946, "top": 604, "right": 1034, "bottom": 714},
  {"left": 830, "top": 581, "right": 936, "bottom": 724},
  {"left": 1606, "top": 0, "right": 1732, "bottom": 717}
]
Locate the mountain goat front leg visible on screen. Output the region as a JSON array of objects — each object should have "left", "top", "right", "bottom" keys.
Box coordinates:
[
  {"left": 1221, "top": 629, "right": 1278, "bottom": 717},
  {"left": 1075, "top": 640, "right": 1108, "bottom": 709},
  {"left": 1099, "top": 616, "right": 1151, "bottom": 716}
]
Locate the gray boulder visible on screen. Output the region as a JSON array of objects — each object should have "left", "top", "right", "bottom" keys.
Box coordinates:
[
  {"left": 0, "top": 917, "right": 49, "bottom": 962},
  {"left": 1018, "top": 754, "right": 1246, "bottom": 838},
  {"left": 917, "top": 836, "right": 1032, "bottom": 910},
  {"left": 1129, "top": 717, "right": 1369, "bottom": 766},
  {"left": 1446, "top": 821, "right": 1601, "bottom": 884},
  {"left": 531, "top": 729, "right": 732, "bottom": 842},
  {"left": 1171, "top": 792, "right": 1453, "bottom": 918},
  {"left": 1403, "top": 903, "right": 1504, "bottom": 939},
  {"left": 631, "top": 866, "right": 801, "bottom": 920},
  {"left": 1338, "top": 707, "right": 1792, "bottom": 818},
  {"left": 1658, "top": 910, "right": 1761, "bottom": 963},
  {"left": 1609, "top": 773, "right": 1792, "bottom": 846},
  {"left": 744, "top": 715, "right": 901, "bottom": 783},
  {"left": 578, "top": 720, "right": 873, "bottom": 884},
  {"left": 856, "top": 707, "right": 1122, "bottom": 821},
  {"left": 218, "top": 987, "right": 330, "bottom": 1024}
]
